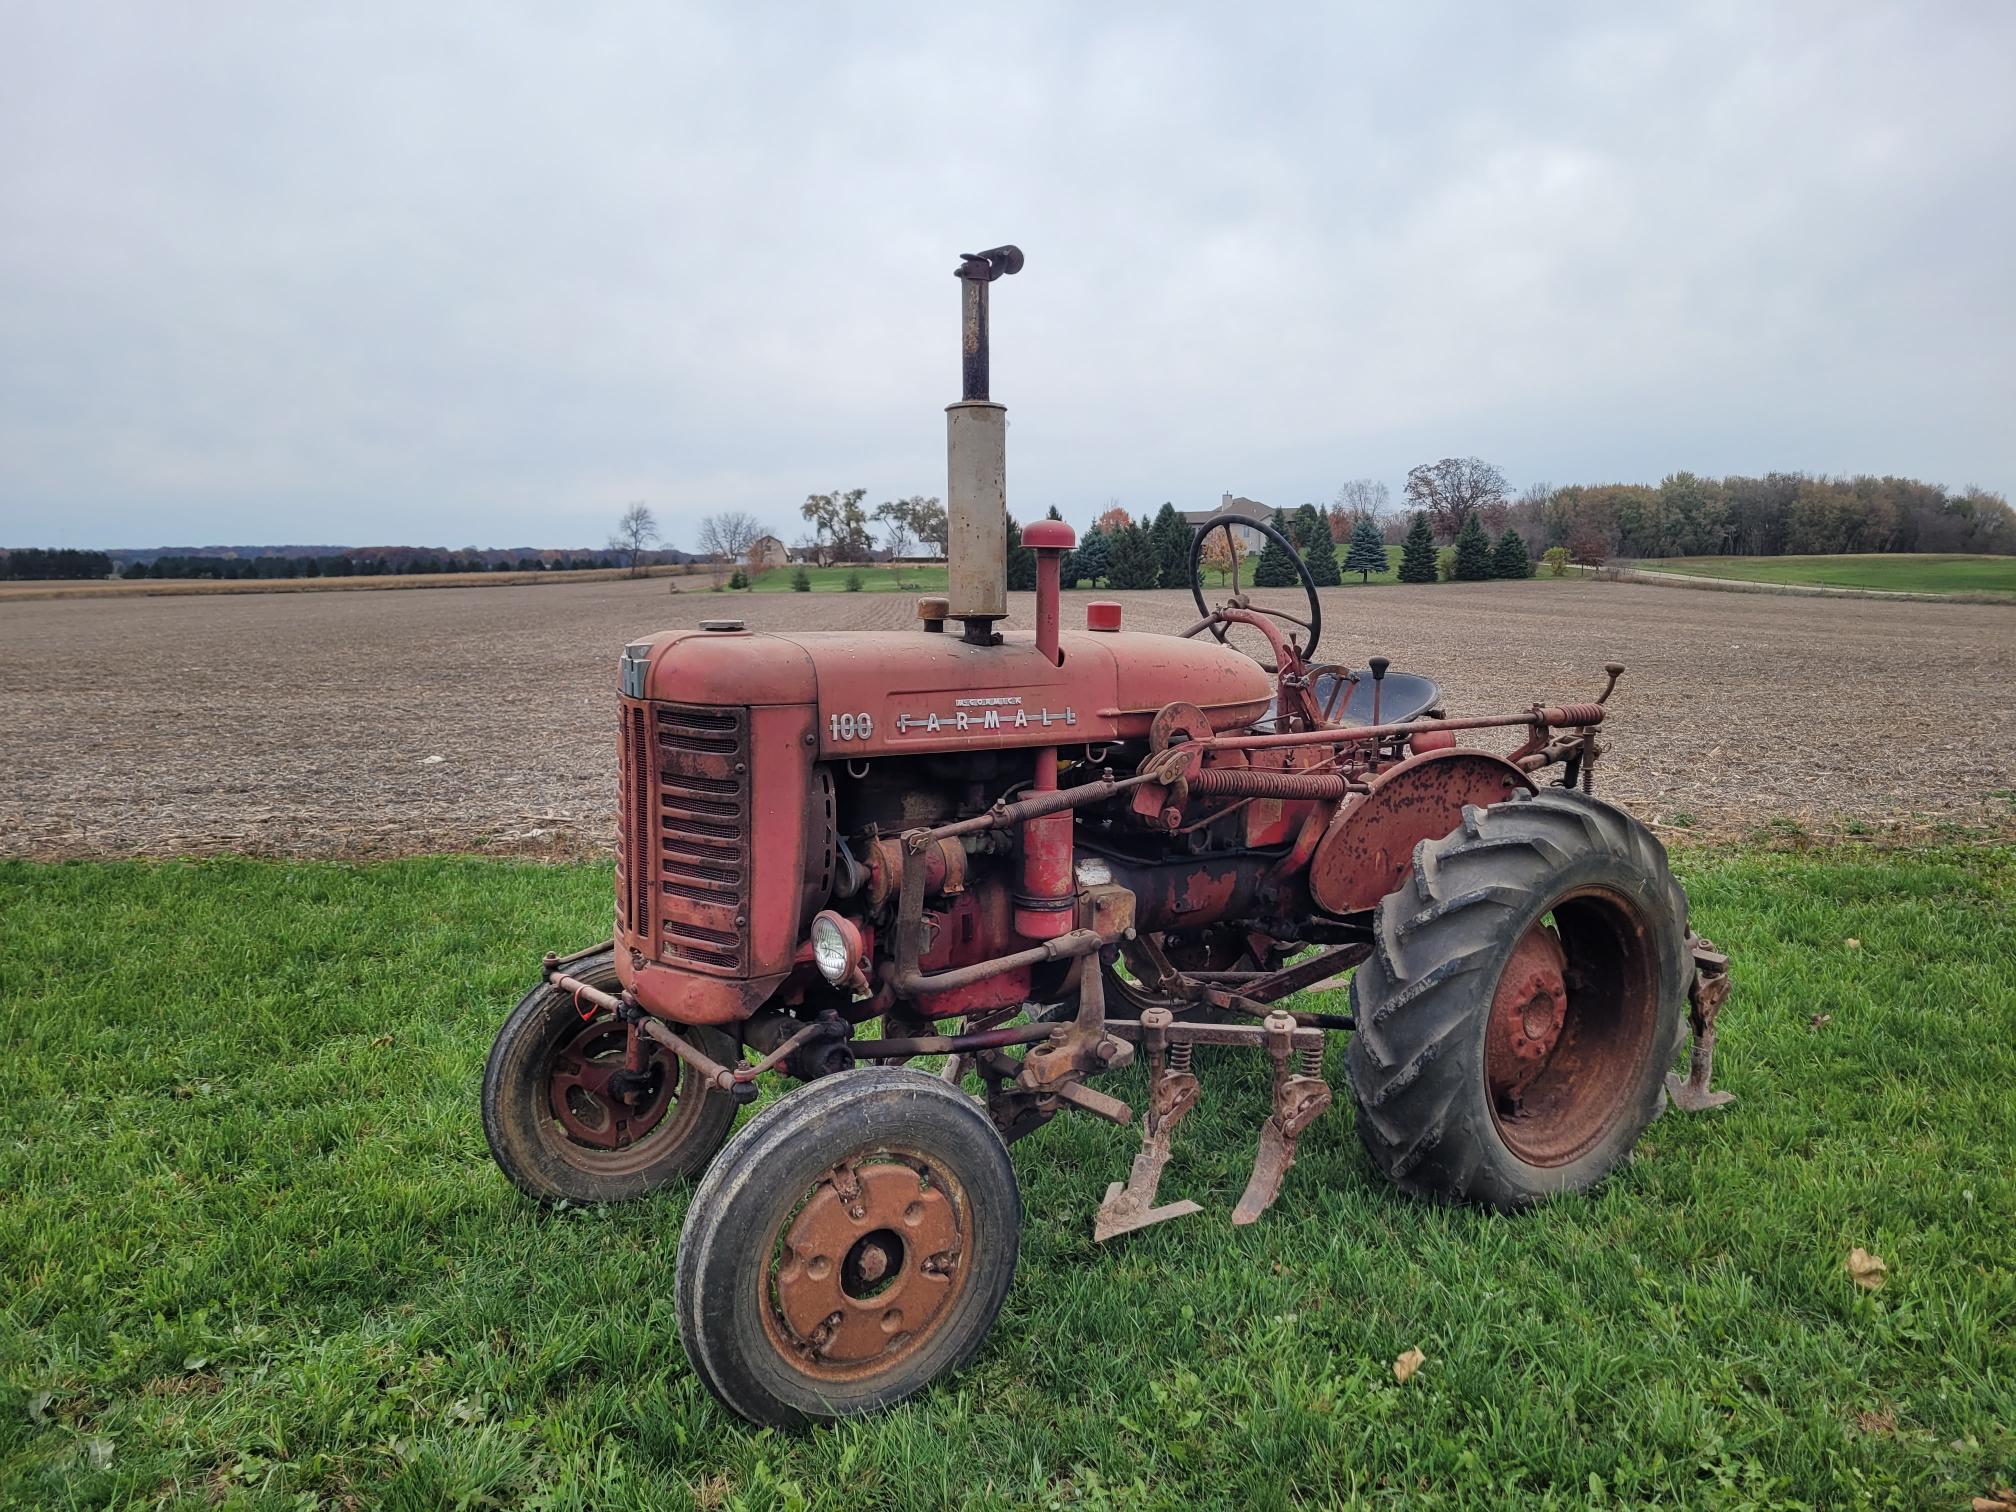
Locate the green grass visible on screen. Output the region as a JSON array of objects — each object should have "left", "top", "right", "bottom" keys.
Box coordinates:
[
  {"left": 3, "top": 850, "right": 2012, "bottom": 1508},
  {"left": 732, "top": 565, "right": 949, "bottom": 594},
  {"left": 1637, "top": 553, "right": 2016, "bottom": 598}
]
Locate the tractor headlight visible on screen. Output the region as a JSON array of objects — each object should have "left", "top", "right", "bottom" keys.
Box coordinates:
[{"left": 810, "top": 912, "right": 858, "bottom": 984}]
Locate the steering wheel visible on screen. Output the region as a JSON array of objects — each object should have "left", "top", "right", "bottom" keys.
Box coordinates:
[{"left": 1185, "top": 512, "right": 1323, "bottom": 664}]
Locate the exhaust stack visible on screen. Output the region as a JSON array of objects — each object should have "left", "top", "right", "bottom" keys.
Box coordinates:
[{"left": 946, "top": 245, "right": 1023, "bottom": 644}]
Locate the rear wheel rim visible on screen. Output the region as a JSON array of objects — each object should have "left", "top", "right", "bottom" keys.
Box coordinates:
[
  {"left": 1485, "top": 888, "right": 1660, "bottom": 1167},
  {"left": 762, "top": 1150, "right": 973, "bottom": 1383}
]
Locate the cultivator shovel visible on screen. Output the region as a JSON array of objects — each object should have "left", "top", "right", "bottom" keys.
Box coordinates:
[
  {"left": 1094, "top": 1007, "right": 1204, "bottom": 1240},
  {"left": 1093, "top": 1006, "right": 1335, "bottom": 1241},
  {"left": 1232, "top": 1012, "right": 1334, "bottom": 1225}
]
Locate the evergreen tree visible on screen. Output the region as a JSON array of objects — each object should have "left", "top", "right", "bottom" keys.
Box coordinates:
[
  {"left": 1106, "top": 521, "right": 1160, "bottom": 589},
  {"left": 1005, "top": 517, "right": 1037, "bottom": 590},
  {"left": 1343, "top": 516, "right": 1390, "bottom": 583},
  {"left": 1251, "top": 511, "right": 1300, "bottom": 587},
  {"left": 1149, "top": 501, "right": 1191, "bottom": 588},
  {"left": 1295, "top": 504, "right": 1342, "bottom": 586},
  {"left": 1397, "top": 511, "right": 1439, "bottom": 583},
  {"left": 791, "top": 566, "right": 812, "bottom": 591},
  {"left": 1453, "top": 512, "right": 1494, "bottom": 581},
  {"left": 1045, "top": 504, "right": 1063, "bottom": 521},
  {"left": 1491, "top": 528, "right": 1531, "bottom": 580},
  {"left": 1069, "top": 525, "right": 1109, "bottom": 587}
]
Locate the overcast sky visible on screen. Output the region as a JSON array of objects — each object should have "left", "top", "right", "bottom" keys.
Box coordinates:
[{"left": 3, "top": 2, "right": 2012, "bottom": 550}]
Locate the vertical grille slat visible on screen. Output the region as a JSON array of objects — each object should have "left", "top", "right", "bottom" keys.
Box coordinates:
[
  {"left": 622, "top": 705, "right": 652, "bottom": 935},
  {"left": 652, "top": 702, "right": 751, "bottom": 973}
]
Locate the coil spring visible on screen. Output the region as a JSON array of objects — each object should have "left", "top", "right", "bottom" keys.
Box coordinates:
[
  {"left": 1298, "top": 1042, "right": 1325, "bottom": 1077},
  {"left": 1168, "top": 1041, "right": 1193, "bottom": 1073}
]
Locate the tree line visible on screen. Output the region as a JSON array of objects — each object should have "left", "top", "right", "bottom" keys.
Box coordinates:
[
  {"left": 1386, "top": 459, "right": 2012, "bottom": 561},
  {"left": 0, "top": 548, "right": 115, "bottom": 581},
  {"left": 119, "top": 551, "right": 624, "bottom": 580}
]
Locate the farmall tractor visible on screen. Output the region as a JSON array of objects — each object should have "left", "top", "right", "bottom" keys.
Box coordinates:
[{"left": 482, "top": 246, "right": 1733, "bottom": 1428}]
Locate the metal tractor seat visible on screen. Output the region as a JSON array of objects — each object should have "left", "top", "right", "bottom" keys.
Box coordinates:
[{"left": 1267, "top": 667, "right": 1442, "bottom": 729}]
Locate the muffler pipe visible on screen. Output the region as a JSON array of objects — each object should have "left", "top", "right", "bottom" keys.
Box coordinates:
[{"left": 946, "top": 246, "right": 1022, "bottom": 643}]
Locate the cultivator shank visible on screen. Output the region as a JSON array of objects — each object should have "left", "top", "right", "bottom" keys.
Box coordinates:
[{"left": 1666, "top": 935, "right": 1736, "bottom": 1112}]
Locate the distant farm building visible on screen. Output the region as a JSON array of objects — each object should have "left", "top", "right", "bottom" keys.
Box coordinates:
[{"left": 1181, "top": 493, "right": 1271, "bottom": 551}]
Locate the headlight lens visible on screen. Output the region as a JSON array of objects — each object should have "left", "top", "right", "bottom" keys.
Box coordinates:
[{"left": 811, "top": 913, "right": 853, "bottom": 983}]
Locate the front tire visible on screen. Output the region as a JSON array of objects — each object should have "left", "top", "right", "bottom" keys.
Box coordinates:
[
  {"left": 1346, "top": 789, "right": 1689, "bottom": 1211},
  {"left": 481, "top": 949, "right": 738, "bottom": 1204},
  {"left": 675, "top": 1067, "right": 1021, "bottom": 1428}
]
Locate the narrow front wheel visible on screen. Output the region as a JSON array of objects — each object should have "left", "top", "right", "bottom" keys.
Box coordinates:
[
  {"left": 481, "top": 950, "right": 739, "bottom": 1203},
  {"left": 675, "top": 1067, "right": 1021, "bottom": 1428}
]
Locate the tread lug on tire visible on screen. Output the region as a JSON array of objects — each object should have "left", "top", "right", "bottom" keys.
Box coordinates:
[
  {"left": 1346, "top": 788, "right": 1691, "bottom": 1211},
  {"left": 676, "top": 1067, "right": 1020, "bottom": 1428}
]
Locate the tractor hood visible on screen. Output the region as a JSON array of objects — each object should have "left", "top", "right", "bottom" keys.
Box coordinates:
[{"left": 623, "top": 625, "right": 1272, "bottom": 759}]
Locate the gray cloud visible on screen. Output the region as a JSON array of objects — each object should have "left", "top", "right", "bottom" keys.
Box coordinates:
[{"left": 3, "top": 1, "right": 2011, "bottom": 548}]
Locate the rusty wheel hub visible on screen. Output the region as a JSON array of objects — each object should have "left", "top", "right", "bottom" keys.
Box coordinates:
[
  {"left": 1484, "top": 890, "right": 1660, "bottom": 1168},
  {"left": 546, "top": 1017, "right": 674, "bottom": 1152},
  {"left": 771, "top": 1160, "right": 965, "bottom": 1375},
  {"left": 1486, "top": 924, "right": 1569, "bottom": 1106}
]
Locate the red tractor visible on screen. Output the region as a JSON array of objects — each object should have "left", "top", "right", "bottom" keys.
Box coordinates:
[{"left": 482, "top": 246, "right": 1733, "bottom": 1428}]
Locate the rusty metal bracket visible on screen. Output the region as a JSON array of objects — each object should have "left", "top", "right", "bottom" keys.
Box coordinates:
[
  {"left": 1020, "top": 952, "right": 1132, "bottom": 1093},
  {"left": 1665, "top": 934, "right": 1735, "bottom": 1113},
  {"left": 1232, "top": 1012, "right": 1334, "bottom": 1225}
]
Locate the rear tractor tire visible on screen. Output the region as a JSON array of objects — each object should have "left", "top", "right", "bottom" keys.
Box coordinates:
[
  {"left": 1346, "top": 789, "right": 1689, "bottom": 1211},
  {"left": 675, "top": 1067, "right": 1021, "bottom": 1428},
  {"left": 482, "top": 949, "right": 739, "bottom": 1204}
]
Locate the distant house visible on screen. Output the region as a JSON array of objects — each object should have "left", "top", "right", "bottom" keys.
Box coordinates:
[
  {"left": 746, "top": 535, "right": 791, "bottom": 570},
  {"left": 1180, "top": 493, "right": 1271, "bottom": 551}
]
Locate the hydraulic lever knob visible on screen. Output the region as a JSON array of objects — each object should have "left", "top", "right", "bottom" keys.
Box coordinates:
[{"left": 1368, "top": 656, "right": 1389, "bottom": 682}]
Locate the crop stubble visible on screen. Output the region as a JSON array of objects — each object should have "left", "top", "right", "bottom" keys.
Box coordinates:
[{"left": 3, "top": 577, "right": 2010, "bottom": 858}]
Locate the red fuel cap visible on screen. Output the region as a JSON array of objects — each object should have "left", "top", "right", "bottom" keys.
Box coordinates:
[
  {"left": 1023, "top": 519, "right": 1076, "bottom": 551},
  {"left": 1086, "top": 601, "right": 1122, "bottom": 632}
]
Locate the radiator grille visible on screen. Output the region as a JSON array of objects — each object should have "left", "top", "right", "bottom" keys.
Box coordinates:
[
  {"left": 653, "top": 702, "right": 751, "bottom": 973},
  {"left": 618, "top": 704, "right": 652, "bottom": 935}
]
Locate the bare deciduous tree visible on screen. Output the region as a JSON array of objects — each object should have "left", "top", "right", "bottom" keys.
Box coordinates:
[
  {"left": 879, "top": 515, "right": 915, "bottom": 560},
  {"left": 1333, "top": 478, "right": 1390, "bottom": 528},
  {"left": 608, "top": 502, "right": 659, "bottom": 576},
  {"left": 697, "top": 510, "right": 763, "bottom": 564},
  {"left": 1404, "top": 458, "right": 1509, "bottom": 542}
]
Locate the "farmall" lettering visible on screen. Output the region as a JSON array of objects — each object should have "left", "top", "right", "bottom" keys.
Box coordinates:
[{"left": 895, "top": 697, "right": 1076, "bottom": 735}]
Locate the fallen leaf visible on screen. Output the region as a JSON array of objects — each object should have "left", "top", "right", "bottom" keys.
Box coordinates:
[
  {"left": 1845, "top": 937, "right": 1861, "bottom": 949},
  {"left": 85, "top": 1436, "right": 113, "bottom": 1470},
  {"left": 1855, "top": 1410, "right": 1895, "bottom": 1436},
  {"left": 370, "top": 1033, "right": 394, "bottom": 1049},
  {"left": 26, "top": 1390, "right": 53, "bottom": 1426},
  {"left": 1809, "top": 1013, "right": 1833, "bottom": 1030},
  {"left": 1970, "top": 1493, "right": 2016, "bottom": 1512},
  {"left": 1847, "top": 1247, "right": 1888, "bottom": 1290},
  {"left": 1393, "top": 1348, "right": 1426, "bottom": 1384}
]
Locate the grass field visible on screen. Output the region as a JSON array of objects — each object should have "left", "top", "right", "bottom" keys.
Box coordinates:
[
  {"left": 733, "top": 564, "right": 950, "bottom": 594},
  {"left": 1637, "top": 553, "right": 2016, "bottom": 598},
  {"left": 3, "top": 849, "right": 2011, "bottom": 1507}
]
